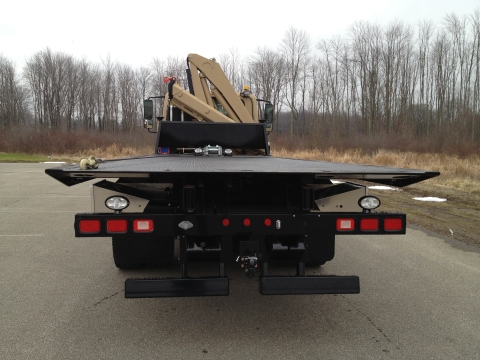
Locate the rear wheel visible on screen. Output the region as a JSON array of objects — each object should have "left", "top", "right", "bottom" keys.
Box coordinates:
[{"left": 112, "top": 237, "right": 174, "bottom": 269}]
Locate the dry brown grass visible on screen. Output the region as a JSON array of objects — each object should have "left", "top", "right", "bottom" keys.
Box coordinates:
[
  {"left": 272, "top": 147, "right": 480, "bottom": 194},
  {"left": 72, "top": 142, "right": 153, "bottom": 160},
  {"left": 0, "top": 127, "right": 156, "bottom": 161}
]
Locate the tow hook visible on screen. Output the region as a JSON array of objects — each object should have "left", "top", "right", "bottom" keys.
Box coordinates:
[{"left": 237, "top": 255, "right": 258, "bottom": 278}]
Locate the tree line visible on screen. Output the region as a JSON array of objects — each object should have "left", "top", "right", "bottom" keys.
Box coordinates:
[{"left": 1, "top": 10, "right": 479, "bottom": 144}]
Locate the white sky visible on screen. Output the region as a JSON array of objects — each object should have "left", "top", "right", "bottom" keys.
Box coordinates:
[{"left": 1, "top": 0, "right": 478, "bottom": 70}]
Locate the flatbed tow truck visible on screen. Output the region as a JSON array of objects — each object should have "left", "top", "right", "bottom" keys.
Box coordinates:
[{"left": 46, "top": 54, "right": 440, "bottom": 298}]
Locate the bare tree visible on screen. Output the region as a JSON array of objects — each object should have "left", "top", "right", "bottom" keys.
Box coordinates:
[
  {"left": 246, "top": 47, "right": 285, "bottom": 125},
  {"left": 117, "top": 64, "right": 140, "bottom": 131},
  {"left": 0, "top": 55, "right": 29, "bottom": 128},
  {"left": 280, "top": 27, "right": 311, "bottom": 136},
  {"left": 416, "top": 20, "right": 434, "bottom": 136},
  {"left": 219, "top": 48, "right": 246, "bottom": 91},
  {"left": 24, "top": 48, "right": 73, "bottom": 129},
  {"left": 317, "top": 37, "right": 350, "bottom": 137},
  {"left": 137, "top": 66, "right": 152, "bottom": 101},
  {"left": 99, "top": 55, "right": 118, "bottom": 132},
  {"left": 380, "top": 21, "right": 413, "bottom": 133},
  {"left": 77, "top": 60, "right": 98, "bottom": 130},
  {"left": 63, "top": 56, "right": 79, "bottom": 131},
  {"left": 349, "top": 21, "right": 383, "bottom": 135},
  {"left": 471, "top": 9, "right": 480, "bottom": 141},
  {"left": 9, "top": 9, "right": 480, "bottom": 145}
]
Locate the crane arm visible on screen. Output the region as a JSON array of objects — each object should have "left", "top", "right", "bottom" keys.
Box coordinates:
[
  {"left": 168, "top": 83, "right": 236, "bottom": 123},
  {"left": 187, "top": 54, "right": 255, "bottom": 123}
]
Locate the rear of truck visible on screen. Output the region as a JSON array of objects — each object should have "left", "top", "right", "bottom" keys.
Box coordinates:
[
  {"left": 45, "top": 53, "right": 439, "bottom": 298},
  {"left": 46, "top": 122, "right": 438, "bottom": 297}
]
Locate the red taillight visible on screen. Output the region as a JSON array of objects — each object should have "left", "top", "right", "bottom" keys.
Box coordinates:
[
  {"left": 360, "top": 218, "right": 379, "bottom": 231},
  {"left": 336, "top": 218, "right": 355, "bottom": 231},
  {"left": 243, "top": 218, "right": 251, "bottom": 227},
  {"left": 79, "top": 219, "right": 101, "bottom": 233},
  {"left": 133, "top": 219, "right": 153, "bottom": 233},
  {"left": 107, "top": 219, "right": 128, "bottom": 233},
  {"left": 384, "top": 218, "right": 403, "bottom": 231},
  {"left": 222, "top": 218, "right": 230, "bottom": 227},
  {"left": 264, "top": 218, "right": 272, "bottom": 227}
]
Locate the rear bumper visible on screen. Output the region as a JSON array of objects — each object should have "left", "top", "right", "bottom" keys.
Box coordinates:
[
  {"left": 75, "top": 212, "right": 406, "bottom": 237},
  {"left": 79, "top": 212, "right": 402, "bottom": 297}
]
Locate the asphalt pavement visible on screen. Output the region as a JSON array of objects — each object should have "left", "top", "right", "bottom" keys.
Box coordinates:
[{"left": 1, "top": 163, "right": 479, "bottom": 359}]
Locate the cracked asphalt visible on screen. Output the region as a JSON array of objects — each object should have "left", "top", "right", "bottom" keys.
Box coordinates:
[{"left": 1, "top": 163, "right": 480, "bottom": 359}]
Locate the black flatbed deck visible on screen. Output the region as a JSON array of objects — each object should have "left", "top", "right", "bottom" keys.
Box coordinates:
[{"left": 45, "top": 155, "right": 440, "bottom": 187}]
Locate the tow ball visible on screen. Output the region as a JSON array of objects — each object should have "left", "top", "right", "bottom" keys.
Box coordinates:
[{"left": 237, "top": 255, "right": 258, "bottom": 278}]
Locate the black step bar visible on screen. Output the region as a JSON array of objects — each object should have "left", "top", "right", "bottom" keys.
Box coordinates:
[
  {"left": 125, "top": 277, "right": 229, "bottom": 298},
  {"left": 125, "top": 262, "right": 359, "bottom": 298},
  {"left": 125, "top": 275, "right": 359, "bottom": 297},
  {"left": 259, "top": 275, "right": 360, "bottom": 295}
]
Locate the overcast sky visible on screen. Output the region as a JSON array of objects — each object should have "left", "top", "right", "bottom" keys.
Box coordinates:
[{"left": 1, "top": 0, "right": 478, "bottom": 70}]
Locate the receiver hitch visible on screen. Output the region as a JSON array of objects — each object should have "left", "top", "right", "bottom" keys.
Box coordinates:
[{"left": 237, "top": 255, "right": 258, "bottom": 278}]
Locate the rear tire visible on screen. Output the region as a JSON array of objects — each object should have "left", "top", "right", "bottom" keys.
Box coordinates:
[{"left": 112, "top": 237, "right": 174, "bottom": 270}]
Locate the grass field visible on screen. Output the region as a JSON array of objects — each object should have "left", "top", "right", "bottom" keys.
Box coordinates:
[
  {"left": 271, "top": 147, "right": 480, "bottom": 195},
  {"left": 0, "top": 152, "right": 66, "bottom": 163}
]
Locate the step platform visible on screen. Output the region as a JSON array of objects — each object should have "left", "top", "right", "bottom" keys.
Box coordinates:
[
  {"left": 124, "top": 275, "right": 359, "bottom": 297},
  {"left": 125, "top": 277, "right": 229, "bottom": 298},
  {"left": 259, "top": 275, "right": 360, "bottom": 295}
]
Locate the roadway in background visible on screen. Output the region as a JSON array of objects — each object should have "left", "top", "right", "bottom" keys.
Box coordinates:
[{"left": 1, "top": 163, "right": 479, "bottom": 359}]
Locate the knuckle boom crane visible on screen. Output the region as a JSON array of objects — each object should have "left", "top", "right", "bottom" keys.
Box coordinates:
[{"left": 46, "top": 54, "right": 439, "bottom": 298}]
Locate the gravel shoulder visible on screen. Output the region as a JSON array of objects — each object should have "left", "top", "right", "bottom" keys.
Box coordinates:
[{"left": 369, "top": 181, "right": 480, "bottom": 248}]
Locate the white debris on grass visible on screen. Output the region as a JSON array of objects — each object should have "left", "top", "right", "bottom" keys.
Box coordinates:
[{"left": 413, "top": 197, "right": 447, "bottom": 202}]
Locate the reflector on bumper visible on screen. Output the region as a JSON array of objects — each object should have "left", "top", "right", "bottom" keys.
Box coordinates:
[
  {"left": 336, "top": 218, "right": 355, "bottom": 231},
  {"left": 107, "top": 219, "right": 128, "bottom": 233},
  {"left": 79, "top": 219, "right": 101, "bottom": 234},
  {"left": 133, "top": 219, "right": 154, "bottom": 233},
  {"left": 384, "top": 218, "right": 403, "bottom": 231}
]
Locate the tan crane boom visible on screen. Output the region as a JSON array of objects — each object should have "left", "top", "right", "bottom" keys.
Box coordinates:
[{"left": 160, "top": 54, "right": 257, "bottom": 124}]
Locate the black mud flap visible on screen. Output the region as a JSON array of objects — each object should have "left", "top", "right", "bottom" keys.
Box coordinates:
[
  {"left": 259, "top": 275, "right": 360, "bottom": 295},
  {"left": 125, "top": 277, "right": 229, "bottom": 298}
]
